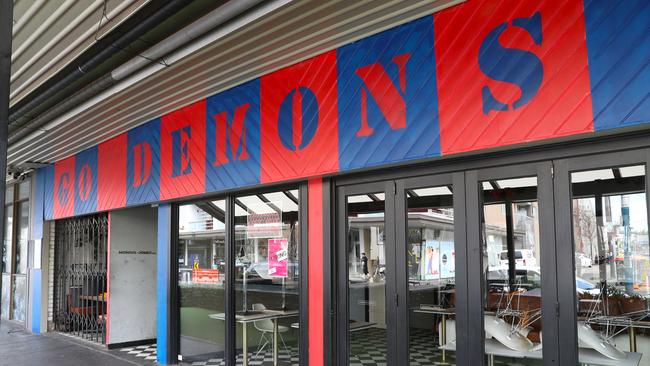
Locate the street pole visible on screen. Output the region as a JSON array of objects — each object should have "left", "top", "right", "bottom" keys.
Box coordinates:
[{"left": 0, "top": 0, "right": 14, "bottom": 326}]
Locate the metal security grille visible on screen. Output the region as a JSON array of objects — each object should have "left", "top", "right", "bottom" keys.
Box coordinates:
[{"left": 53, "top": 214, "right": 108, "bottom": 343}]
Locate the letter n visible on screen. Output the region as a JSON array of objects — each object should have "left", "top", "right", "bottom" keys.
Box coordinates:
[{"left": 354, "top": 53, "right": 411, "bottom": 137}]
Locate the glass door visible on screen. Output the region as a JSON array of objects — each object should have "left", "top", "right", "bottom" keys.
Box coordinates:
[
  {"left": 554, "top": 149, "right": 650, "bottom": 365},
  {"left": 465, "top": 163, "right": 558, "bottom": 366},
  {"left": 337, "top": 181, "right": 396, "bottom": 365},
  {"left": 395, "top": 173, "right": 463, "bottom": 366}
]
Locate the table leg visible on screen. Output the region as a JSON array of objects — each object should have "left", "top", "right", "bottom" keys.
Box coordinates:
[
  {"left": 629, "top": 326, "right": 637, "bottom": 352},
  {"left": 441, "top": 314, "right": 447, "bottom": 362},
  {"left": 243, "top": 323, "right": 248, "bottom": 366},
  {"left": 274, "top": 319, "right": 279, "bottom": 365}
]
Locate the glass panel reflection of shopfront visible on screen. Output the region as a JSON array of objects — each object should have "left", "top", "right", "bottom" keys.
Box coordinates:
[
  {"left": 407, "top": 186, "right": 457, "bottom": 365},
  {"left": 571, "top": 165, "right": 649, "bottom": 365},
  {"left": 235, "top": 189, "right": 301, "bottom": 366},
  {"left": 178, "top": 200, "right": 227, "bottom": 363},
  {"left": 347, "top": 192, "right": 388, "bottom": 366},
  {"left": 481, "top": 177, "right": 543, "bottom": 366},
  {"left": 1, "top": 180, "right": 29, "bottom": 322}
]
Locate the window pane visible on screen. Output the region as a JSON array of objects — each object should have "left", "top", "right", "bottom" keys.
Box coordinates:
[
  {"left": 11, "top": 275, "right": 26, "bottom": 322},
  {"left": 18, "top": 180, "right": 30, "bottom": 201},
  {"left": 178, "top": 201, "right": 227, "bottom": 363},
  {"left": 4, "top": 185, "right": 13, "bottom": 203},
  {"left": 2, "top": 205, "right": 13, "bottom": 273},
  {"left": 1, "top": 274, "right": 9, "bottom": 319},
  {"left": 15, "top": 201, "right": 29, "bottom": 274},
  {"left": 408, "top": 186, "right": 456, "bottom": 365},
  {"left": 347, "top": 192, "right": 387, "bottom": 365},
  {"left": 481, "top": 177, "right": 543, "bottom": 365},
  {"left": 235, "top": 189, "right": 301, "bottom": 365},
  {"left": 571, "top": 165, "right": 649, "bottom": 363}
]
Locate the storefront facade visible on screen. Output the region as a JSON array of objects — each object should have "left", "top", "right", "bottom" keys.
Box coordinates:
[{"left": 18, "top": 0, "right": 650, "bottom": 365}]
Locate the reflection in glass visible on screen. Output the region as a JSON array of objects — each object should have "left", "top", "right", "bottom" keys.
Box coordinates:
[
  {"left": 235, "top": 190, "right": 300, "bottom": 365},
  {"left": 11, "top": 275, "right": 26, "bottom": 322},
  {"left": 481, "top": 177, "right": 543, "bottom": 365},
  {"left": 1, "top": 274, "right": 9, "bottom": 319},
  {"left": 2, "top": 205, "right": 12, "bottom": 274},
  {"left": 178, "top": 201, "right": 227, "bottom": 363},
  {"left": 572, "top": 165, "right": 649, "bottom": 364},
  {"left": 407, "top": 186, "right": 456, "bottom": 365},
  {"left": 16, "top": 201, "right": 29, "bottom": 274},
  {"left": 347, "top": 193, "right": 387, "bottom": 365}
]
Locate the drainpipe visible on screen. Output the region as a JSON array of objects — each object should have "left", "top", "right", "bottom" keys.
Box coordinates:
[
  {"left": 0, "top": 0, "right": 14, "bottom": 325},
  {"left": 8, "top": 0, "right": 264, "bottom": 145},
  {"left": 7, "top": 0, "right": 192, "bottom": 126}
]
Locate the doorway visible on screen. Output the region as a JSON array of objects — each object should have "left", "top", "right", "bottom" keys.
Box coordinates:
[{"left": 334, "top": 147, "right": 650, "bottom": 366}]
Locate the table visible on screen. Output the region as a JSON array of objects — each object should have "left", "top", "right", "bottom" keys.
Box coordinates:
[
  {"left": 412, "top": 305, "right": 455, "bottom": 364},
  {"left": 440, "top": 339, "right": 642, "bottom": 366},
  {"left": 209, "top": 310, "right": 298, "bottom": 366}
]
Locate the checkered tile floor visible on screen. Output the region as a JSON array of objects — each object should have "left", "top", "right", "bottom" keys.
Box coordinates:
[
  {"left": 117, "top": 329, "right": 542, "bottom": 366},
  {"left": 119, "top": 344, "right": 158, "bottom": 363}
]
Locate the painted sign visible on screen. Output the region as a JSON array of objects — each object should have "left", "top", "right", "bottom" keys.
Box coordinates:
[
  {"left": 268, "top": 238, "right": 288, "bottom": 278},
  {"left": 40, "top": 0, "right": 650, "bottom": 219}
]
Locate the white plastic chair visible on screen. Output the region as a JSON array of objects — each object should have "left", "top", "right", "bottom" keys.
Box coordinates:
[{"left": 252, "top": 303, "right": 291, "bottom": 357}]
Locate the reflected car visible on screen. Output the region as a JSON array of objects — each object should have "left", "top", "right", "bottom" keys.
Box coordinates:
[
  {"left": 499, "top": 249, "right": 537, "bottom": 269},
  {"left": 487, "top": 267, "right": 598, "bottom": 295},
  {"left": 575, "top": 253, "right": 592, "bottom": 268}
]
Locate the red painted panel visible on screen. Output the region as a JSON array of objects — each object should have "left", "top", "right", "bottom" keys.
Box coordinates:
[
  {"left": 435, "top": 0, "right": 594, "bottom": 154},
  {"left": 308, "top": 178, "right": 324, "bottom": 366},
  {"left": 159, "top": 100, "right": 207, "bottom": 200},
  {"left": 260, "top": 51, "right": 339, "bottom": 183},
  {"left": 53, "top": 156, "right": 75, "bottom": 219},
  {"left": 97, "top": 134, "right": 127, "bottom": 211}
]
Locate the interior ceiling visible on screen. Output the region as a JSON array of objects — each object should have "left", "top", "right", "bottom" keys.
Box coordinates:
[
  {"left": 8, "top": 0, "right": 462, "bottom": 168},
  {"left": 10, "top": 0, "right": 149, "bottom": 107}
]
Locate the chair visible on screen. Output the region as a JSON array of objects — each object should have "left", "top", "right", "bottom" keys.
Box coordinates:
[{"left": 252, "top": 303, "right": 290, "bottom": 357}]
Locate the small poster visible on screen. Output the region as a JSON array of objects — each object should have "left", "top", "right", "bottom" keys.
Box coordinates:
[
  {"left": 268, "top": 238, "right": 288, "bottom": 277},
  {"left": 421, "top": 240, "right": 440, "bottom": 280},
  {"left": 440, "top": 241, "right": 455, "bottom": 279}
]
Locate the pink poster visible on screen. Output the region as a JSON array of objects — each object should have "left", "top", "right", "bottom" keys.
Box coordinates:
[{"left": 268, "top": 238, "right": 288, "bottom": 277}]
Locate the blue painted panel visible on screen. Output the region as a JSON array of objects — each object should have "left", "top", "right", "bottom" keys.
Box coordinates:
[
  {"left": 74, "top": 147, "right": 98, "bottom": 215},
  {"left": 30, "top": 269, "right": 41, "bottom": 333},
  {"left": 584, "top": 0, "right": 650, "bottom": 130},
  {"left": 205, "top": 79, "right": 261, "bottom": 192},
  {"left": 32, "top": 169, "right": 45, "bottom": 239},
  {"left": 42, "top": 165, "right": 55, "bottom": 220},
  {"left": 337, "top": 16, "right": 440, "bottom": 170},
  {"left": 127, "top": 119, "right": 161, "bottom": 205},
  {"left": 156, "top": 204, "right": 170, "bottom": 365}
]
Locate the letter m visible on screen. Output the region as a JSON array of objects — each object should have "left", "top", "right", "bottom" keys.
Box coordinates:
[
  {"left": 354, "top": 53, "right": 411, "bottom": 137},
  {"left": 213, "top": 103, "right": 250, "bottom": 166}
]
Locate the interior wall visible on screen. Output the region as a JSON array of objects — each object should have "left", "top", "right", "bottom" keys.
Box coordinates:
[{"left": 108, "top": 206, "right": 158, "bottom": 345}]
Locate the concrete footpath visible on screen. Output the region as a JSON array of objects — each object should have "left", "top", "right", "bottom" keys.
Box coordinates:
[{"left": 0, "top": 320, "right": 147, "bottom": 366}]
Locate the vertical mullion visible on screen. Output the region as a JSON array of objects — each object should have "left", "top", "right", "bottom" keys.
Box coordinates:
[
  {"left": 646, "top": 149, "right": 650, "bottom": 260},
  {"left": 384, "top": 181, "right": 397, "bottom": 366},
  {"left": 394, "top": 179, "right": 408, "bottom": 364},
  {"left": 452, "top": 171, "right": 469, "bottom": 366},
  {"left": 322, "top": 179, "right": 333, "bottom": 366},
  {"left": 538, "top": 162, "right": 560, "bottom": 365},
  {"left": 552, "top": 159, "right": 579, "bottom": 365},
  {"left": 299, "top": 183, "right": 309, "bottom": 366},
  {"left": 225, "top": 196, "right": 235, "bottom": 365},
  {"left": 170, "top": 205, "right": 180, "bottom": 361},
  {"left": 465, "top": 170, "right": 485, "bottom": 366},
  {"left": 336, "top": 186, "right": 348, "bottom": 366}
]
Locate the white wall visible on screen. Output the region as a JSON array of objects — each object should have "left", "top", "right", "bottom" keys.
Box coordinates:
[{"left": 108, "top": 206, "right": 157, "bottom": 345}]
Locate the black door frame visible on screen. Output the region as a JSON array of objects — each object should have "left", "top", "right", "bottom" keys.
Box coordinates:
[
  {"left": 553, "top": 148, "right": 650, "bottom": 365},
  {"left": 465, "top": 161, "right": 559, "bottom": 366},
  {"left": 336, "top": 180, "right": 397, "bottom": 365},
  {"left": 330, "top": 131, "right": 650, "bottom": 366}
]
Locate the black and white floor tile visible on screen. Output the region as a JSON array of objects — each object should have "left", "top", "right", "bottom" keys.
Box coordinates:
[{"left": 119, "top": 343, "right": 158, "bottom": 363}]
